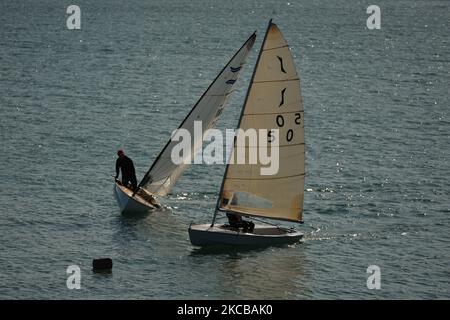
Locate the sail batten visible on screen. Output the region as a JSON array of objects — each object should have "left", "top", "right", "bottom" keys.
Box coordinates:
[
  {"left": 217, "top": 22, "right": 305, "bottom": 223},
  {"left": 263, "top": 45, "right": 290, "bottom": 51},
  {"left": 229, "top": 143, "right": 305, "bottom": 148},
  {"left": 218, "top": 208, "right": 303, "bottom": 223},
  {"left": 253, "top": 78, "right": 299, "bottom": 84},
  {"left": 243, "top": 110, "right": 304, "bottom": 116},
  {"left": 226, "top": 172, "right": 305, "bottom": 181},
  {"left": 141, "top": 33, "right": 257, "bottom": 196}
]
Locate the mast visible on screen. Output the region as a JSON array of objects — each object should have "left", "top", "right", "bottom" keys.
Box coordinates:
[{"left": 211, "top": 20, "right": 273, "bottom": 226}]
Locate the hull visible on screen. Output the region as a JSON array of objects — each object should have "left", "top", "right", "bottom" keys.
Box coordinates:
[
  {"left": 113, "top": 182, "right": 158, "bottom": 215},
  {"left": 188, "top": 224, "right": 303, "bottom": 247}
]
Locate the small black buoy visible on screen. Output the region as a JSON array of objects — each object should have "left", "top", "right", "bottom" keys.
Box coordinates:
[{"left": 93, "top": 258, "right": 113, "bottom": 271}]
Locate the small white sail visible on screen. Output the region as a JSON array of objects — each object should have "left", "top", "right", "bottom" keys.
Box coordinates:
[
  {"left": 218, "top": 22, "right": 305, "bottom": 222},
  {"left": 141, "top": 33, "right": 256, "bottom": 196}
]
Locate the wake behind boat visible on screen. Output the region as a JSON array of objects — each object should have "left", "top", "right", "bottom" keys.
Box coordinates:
[
  {"left": 113, "top": 33, "right": 256, "bottom": 214},
  {"left": 189, "top": 20, "right": 305, "bottom": 247}
]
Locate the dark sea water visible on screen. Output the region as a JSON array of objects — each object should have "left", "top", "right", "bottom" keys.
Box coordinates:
[{"left": 0, "top": 0, "right": 449, "bottom": 299}]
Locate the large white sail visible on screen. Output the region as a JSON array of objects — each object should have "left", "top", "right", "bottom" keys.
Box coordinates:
[
  {"left": 141, "top": 33, "right": 256, "bottom": 196},
  {"left": 218, "top": 22, "right": 304, "bottom": 222}
]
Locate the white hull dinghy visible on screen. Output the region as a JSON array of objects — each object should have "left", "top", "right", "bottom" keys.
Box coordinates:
[
  {"left": 113, "top": 33, "right": 256, "bottom": 214},
  {"left": 189, "top": 20, "right": 306, "bottom": 247},
  {"left": 114, "top": 181, "right": 160, "bottom": 215}
]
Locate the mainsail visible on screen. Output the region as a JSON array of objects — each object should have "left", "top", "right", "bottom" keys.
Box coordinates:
[
  {"left": 217, "top": 21, "right": 305, "bottom": 222},
  {"left": 141, "top": 33, "right": 256, "bottom": 196}
]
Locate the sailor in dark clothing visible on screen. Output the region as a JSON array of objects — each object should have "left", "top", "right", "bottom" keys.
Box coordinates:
[
  {"left": 226, "top": 212, "right": 255, "bottom": 233},
  {"left": 115, "top": 149, "right": 137, "bottom": 190}
]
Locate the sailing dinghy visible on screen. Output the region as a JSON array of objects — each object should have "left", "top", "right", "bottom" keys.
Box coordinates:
[
  {"left": 114, "top": 33, "right": 256, "bottom": 214},
  {"left": 189, "top": 21, "right": 305, "bottom": 246}
]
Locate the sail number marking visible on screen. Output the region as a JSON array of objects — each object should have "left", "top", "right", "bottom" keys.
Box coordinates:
[
  {"left": 268, "top": 112, "right": 302, "bottom": 143},
  {"left": 295, "top": 112, "right": 301, "bottom": 125},
  {"left": 267, "top": 130, "right": 275, "bottom": 143},
  {"left": 276, "top": 115, "right": 284, "bottom": 127},
  {"left": 267, "top": 69, "right": 303, "bottom": 143}
]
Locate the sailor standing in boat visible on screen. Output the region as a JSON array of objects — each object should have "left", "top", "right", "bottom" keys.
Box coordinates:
[{"left": 115, "top": 149, "right": 138, "bottom": 191}]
